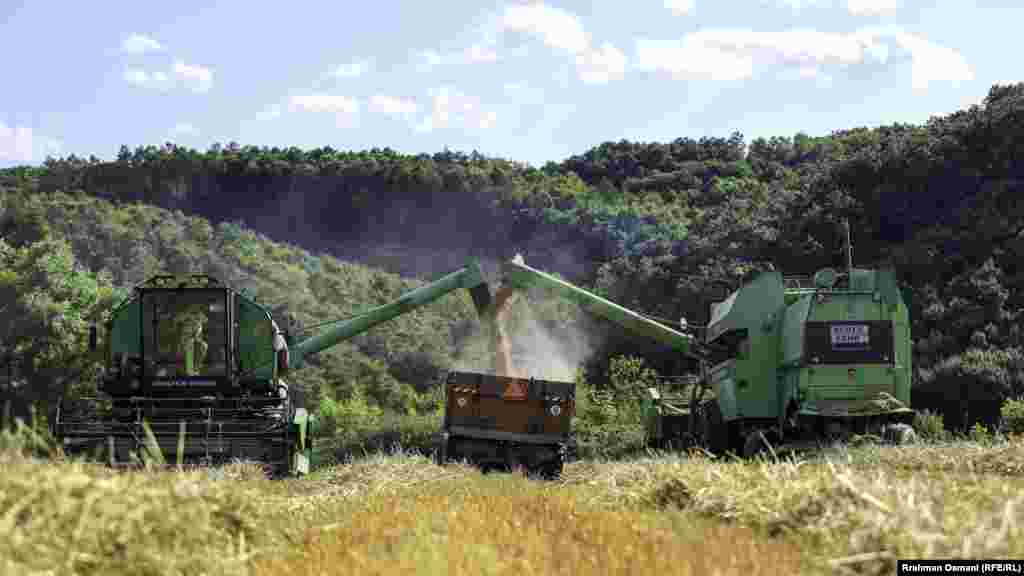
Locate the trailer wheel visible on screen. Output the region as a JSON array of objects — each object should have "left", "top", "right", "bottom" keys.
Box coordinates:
[
  {"left": 435, "top": 437, "right": 449, "bottom": 466},
  {"left": 533, "top": 460, "right": 563, "bottom": 481}
]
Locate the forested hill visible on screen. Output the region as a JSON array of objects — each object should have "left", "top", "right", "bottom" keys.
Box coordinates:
[{"left": 2, "top": 81, "right": 1023, "bottom": 431}]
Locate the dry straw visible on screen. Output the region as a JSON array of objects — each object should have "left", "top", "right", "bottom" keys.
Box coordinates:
[{"left": 2, "top": 434, "right": 1023, "bottom": 575}]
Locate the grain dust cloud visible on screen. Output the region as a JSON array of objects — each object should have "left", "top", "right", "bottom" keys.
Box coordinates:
[{"left": 452, "top": 264, "right": 599, "bottom": 383}]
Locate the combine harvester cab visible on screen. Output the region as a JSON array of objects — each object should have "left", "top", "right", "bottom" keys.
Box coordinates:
[
  {"left": 56, "top": 261, "right": 496, "bottom": 476},
  {"left": 438, "top": 371, "right": 575, "bottom": 479}
]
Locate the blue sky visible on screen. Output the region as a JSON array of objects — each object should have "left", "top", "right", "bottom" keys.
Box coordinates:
[{"left": 0, "top": 0, "right": 1019, "bottom": 168}]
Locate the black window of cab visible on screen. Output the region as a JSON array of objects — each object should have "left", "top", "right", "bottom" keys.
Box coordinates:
[{"left": 705, "top": 329, "right": 750, "bottom": 366}]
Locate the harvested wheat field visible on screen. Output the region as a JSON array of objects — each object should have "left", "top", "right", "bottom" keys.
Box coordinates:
[{"left": 2, "top": 439, "right": 1024, "bottom": 576}]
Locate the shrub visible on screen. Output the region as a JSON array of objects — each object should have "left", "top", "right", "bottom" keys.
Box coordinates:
[
  {"left": 1000, "top": 397, "right": 1024, "bottom": 435},
  {"left": 968, "top": 422, "right": 993, "bottom": 444},
  {"left": 572, "top": 369, "right": 649, "bottom": 460},
  {"left": 913, "top": 409, "right": 949, "bottom": 441}
]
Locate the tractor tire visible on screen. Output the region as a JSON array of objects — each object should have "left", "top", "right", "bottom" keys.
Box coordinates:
[
  {"left": 742, "top": 429, "right": 777, "bottom": 459},
  {"left": 701, "top": 402, "right": 730, "bottom": 456},
  {"left": 885, "top": 423, "right": 917, "bottom": 445}
]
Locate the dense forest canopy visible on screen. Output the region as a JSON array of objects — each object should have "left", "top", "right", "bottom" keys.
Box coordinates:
[{"left": 1, "top": 81, "right": 1022, "bottom": 433}]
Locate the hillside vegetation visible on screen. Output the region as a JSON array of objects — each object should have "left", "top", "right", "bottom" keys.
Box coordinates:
[
  {"left": 1, "top": 82, "right": 1023, "bottom": 449},
  {"left": 0, "top": 186, "right": 616, "bottom": 459}
]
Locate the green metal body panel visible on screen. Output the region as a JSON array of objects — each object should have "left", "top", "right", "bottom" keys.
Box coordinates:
[
  {"left": 704, "top": 272, "right": 785, "bottom": 421},
  {"left": 238, "top": 296, "right": 277, "bottom": 379},
  {"left": 108, "top": 299, "right": 141, "bottom": 361},
  {"left": 706, "top": 272, "right": 786, "bottom": 343}
]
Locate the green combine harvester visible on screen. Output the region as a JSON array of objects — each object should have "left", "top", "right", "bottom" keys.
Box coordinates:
[
  {"left": 642, "top": 261, "right": 916, "bottom": 457},
  {"left": 496, "top": 235, "right": 916, "bottom": 457},
  {"left": 646, "top": 225, "right": 916, "bottom": 456},
  {"left": 55, "top": 263, "right": 495, "bottom": 476}
]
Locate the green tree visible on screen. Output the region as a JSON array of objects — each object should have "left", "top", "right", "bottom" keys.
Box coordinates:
[{"left": 0, "top": 236, "right": 121, "bottom": 413}]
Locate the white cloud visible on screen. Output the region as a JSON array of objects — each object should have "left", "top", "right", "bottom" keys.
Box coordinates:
[
  {"left": 958, "top": 92, "right": 984, "bottom": 111},
  {"left": 762, "top": 0, "right": 830, "bottom": 13},
  {"left": 864, "top": 41, "right": 889, "bottom": 64},
  {"left": 173, "top": 60, "right": 213, "bottom": 93},
  {"left": 289, "top": 94, "right": 359, "bottom": 113},
  {"left": 495, "top": 2, "right": 627, "bottom": 85},
  {"left": 331, "top": 60, "right": 372, "bottom": 78},
  {"left": 129, "top": 62, "right": 212, "bottom": 93},
  {"left": 635, "top": 36, "right": 754, "bottom": 81},
  {"left": 891, "top": 32, "right": 973, "bottom": 93},
  {"left": 695, "top": 28, "right": 874, "bottom": 67},
  {"left": 665, "top": 0, "right": 695, "bottom": 16},
  {"left": 575, "top": 42, "right": 627, "bottom": 85},
  {"left": 416, "top": 50, "right": 444, "bottom": 72},
  {"left": 798, "top": 65, "right": 818, "bottom": 79},
  {"left": 479, "top": 110, "right": 498, "bottom": 129},
  {"left": 503, "top": 81, "right": 528, "bottom": 95},
  {"left": 846, "top": 0, "right": 900, "bottom": 16},
  {"left": 124, "top": 68, "right": 147, "bottom": 86},
  {"left": 463, "top": 43, "right": 499, "bottom": 64},
  {"left": 368, "top": 95, "right": 418, "bottom": 120},
  {"left": 779, "top": 64, "right": 834, "bottom": 88},
  {"left": 500, "top": 2, "right": 588, "bottom": 54},
  {"left": 414, "top": 44, "right": 500, "bottom": 71},
  {"left": 44, "top": 138, "right": 62, "bottom": 157},
  {"left": 172, "top": 122, "right": 197, "bottom": 135},
  {"left": 123, "top": 68, "right": 172, "bottom": 91},
  {"left": 0, "top": 123, "right": 33, "bottom": 163},
  {"left": 634, "top": 26, "right": 966, "bottom": 93},
  {"left": 414, "top": 86, "right": 496, "bottom": 133},
  {"left": 121, "top": 33, "right": 165, "bottom": 54},
  {"left": 288, "top": 94, "right": 360, "bottom": 128}
]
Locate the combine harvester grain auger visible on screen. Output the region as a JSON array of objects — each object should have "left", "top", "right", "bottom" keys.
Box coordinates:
[
  {"left": 55, "top": 263, "right": 496, "bottom": 476},
  {"left": 478, "top": 238, "right": 917, "bottom": 461}
]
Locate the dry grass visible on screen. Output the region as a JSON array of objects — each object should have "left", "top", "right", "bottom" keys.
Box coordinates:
[
  {"left": 2, "top": 439, "right": 1024, "bottom": 576},
  {"left": 261, "top": 463, "right": 808, "bottom": 576}
]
